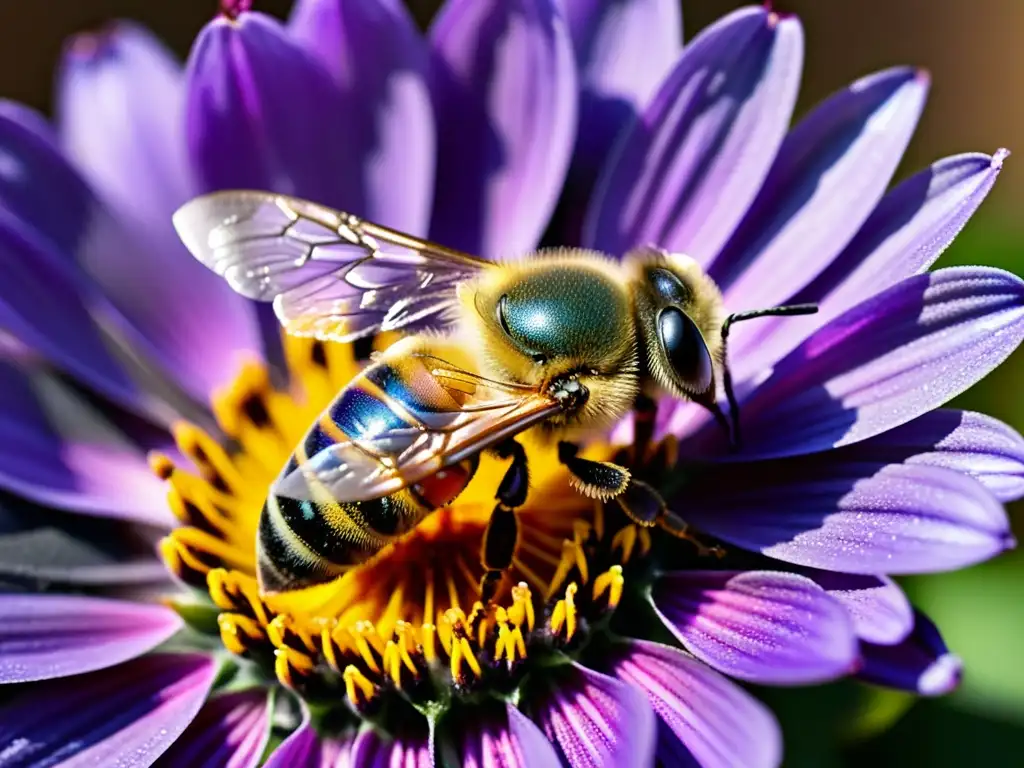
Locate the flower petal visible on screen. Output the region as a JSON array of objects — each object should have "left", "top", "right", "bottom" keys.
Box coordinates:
[
  {"left": 154, "top": 689, "right": 271, "bottom": 768},
  {"left": 56, "top": 22, "right": 191, "bottom": 230},
  {"left": 0, "top": 493, "right": 168, "bottom": 587},
  {"left": 0, "top": 100, "right": 92, "bottom": 258},
  {"left": 352, "top": 722, "right": 433, "bottom": 768},
  {"left": 711, "top": 67, "right": 928, "bottom": 311},
  {"left": 693, "top": 267, "right": 1024, "bottom": 459},
  {"left": 682, "top": 461, "right": 1011, "bottom": 574},
  {"left": 607, "top": 639, "right": 781, "bottom": 768},
  {"left": 858, "top": 610, "right": 962, "bottom": 696},
  {"left": 585, "top": 6, "right": 803, "bottom": 262},
  {"left": 0, "top": 594, "right": 180, "bottom": 683},
  {"left": 651, "top": 570, "right": 858, "bottom": 685},
  {"left": 186, "top": 11, "right": 362, "bottom": 211},
  {"left": 428, "top": 0, "right": 577, "bottom": 258},
  {"left": 732, "top": 150, "right": 1008, "bottom": 373},
  {"left": 0, "top": 102, "right": 261, "bottom": 410},
  {"left": 552, "top": 0, "right": 681, "bottom": 243},
  {"left": 0, "top": 358, "right": 174, "bottom": 526},
  {"left": 263, "top": 705, "right": 353, "bottom": 767},
  {"left": 523, "top": 662, "right": 655, "bottom": 767},
  {"left": 0, "top": 162, "right": 150, "bottom": 415},
  {"left": 834, "top": 409, "right": 1024, "bottom": 502},
  {"left": 450, "top": 701, "right": 561, "bottom": 767},
  {"left": 288, "top": 0, "right": 434, "bottom": 234},
  {"left": 802, "top": 570, "right": 913, "bottom": 645},
  {"left": 0, "top": 653, "right": 216, "bottom": 767}
]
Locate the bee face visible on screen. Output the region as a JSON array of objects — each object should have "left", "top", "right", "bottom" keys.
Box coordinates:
[
  {"left": 460, "top": 251, "right": 640, "bottom": 426},
  {"left": 626, "top": 248, "right": 724, "bottom": 400}
]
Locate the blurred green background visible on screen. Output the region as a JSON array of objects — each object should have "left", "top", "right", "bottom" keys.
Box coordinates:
[{"left": 1, "top": 1, "right": 1021, "bottom": 765}]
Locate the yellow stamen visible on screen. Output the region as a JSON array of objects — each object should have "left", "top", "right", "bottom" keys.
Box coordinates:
[
  {"left": 350, "top": 621, "right": 382, "bottom": 674},
  {"left": 343, "top": 664, "right": 377, "bottom": 709},
  {"left": 217, "top": 613, "right": 265, "bottom": 656},
  {"left": 207, "top": 568, "right": 270, "bottom": 626},
  {"left": 421, "top": 623, "right": 438, "bottom": 663},
  {"left": 321, "top": 624, "right": 342, "bottom": 673},
  {"left": 592, "top": 565, "right": 625, "bottom": 609},
  {"left": 611, "top": 525, "right": 639, "bottom": 563},
  {"left": 507, "top": 582, "right": 535, "bottom": 632},
  {"left": 549, "top": 582, "right": 579, "bottom": 642}
]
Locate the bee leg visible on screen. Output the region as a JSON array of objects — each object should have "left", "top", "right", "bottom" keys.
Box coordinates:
[
  {"left": 631, "top": 393, "right": 657, "bottom": 463},
  {"left": 558, "top": 441, "right": 631, "bottom": 501},
  {"left": 720, "top": 303, "right": 818, "bottom": 451},
  {"left": 478, "top": 440, "right": 529, "bottom": 605},
  {"left": 659, "top": 508, "right": 726, "bottom": 559}
]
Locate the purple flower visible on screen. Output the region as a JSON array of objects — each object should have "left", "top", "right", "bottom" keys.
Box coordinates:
[{"left": 0, "top": 1, "right": 1020, "bottom": 766}]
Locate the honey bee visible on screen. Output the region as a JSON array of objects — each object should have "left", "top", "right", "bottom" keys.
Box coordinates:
[{"left": 174, "top": 191, "right": 815, "bottom": 596}]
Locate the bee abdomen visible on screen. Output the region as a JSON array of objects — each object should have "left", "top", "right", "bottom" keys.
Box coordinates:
[{"left": 257, "top": 491, "right": 422, "bottom": 592}]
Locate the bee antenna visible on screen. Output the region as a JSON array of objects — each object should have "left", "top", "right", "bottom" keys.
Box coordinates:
[{"left": 720, "top": 303, "right": 818, "bottom": 450}]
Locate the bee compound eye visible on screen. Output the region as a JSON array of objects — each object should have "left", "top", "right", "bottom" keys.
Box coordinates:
[{"left": 658, "top": 307, "right": 713, "bottom": 394}]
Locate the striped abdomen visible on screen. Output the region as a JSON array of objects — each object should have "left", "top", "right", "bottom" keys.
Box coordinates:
[{"left": 256, "top": 355, "right": 478, "bottom": 592}]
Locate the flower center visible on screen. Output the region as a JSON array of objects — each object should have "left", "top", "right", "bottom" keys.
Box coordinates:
[{"left": 152, "top": 336, "right": 709, "bottom": 720}]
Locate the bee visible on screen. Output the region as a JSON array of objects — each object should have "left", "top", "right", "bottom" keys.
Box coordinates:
[{"left": 173, "top": 192, "right": 816, "bottom": 597}]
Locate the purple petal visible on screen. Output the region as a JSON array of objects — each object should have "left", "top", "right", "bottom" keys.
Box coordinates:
[
  {"left": 0, "top": 101, "right": 261, "bottom": 409},
  {"left": 56, "top": 23, "right": 191, "bottom": 231},
  {"left": 454, "top": 701, "right": 561, "bottom": 768},
  {"left": 732, "top": 150, "right": 1008, "bottom": 373},
  {"left": 0, "top": 359, "right": 174, "bottom": 526},
  {"left": 711, "top": 68, "right": 929, "bottom": 310},
  {"left": 858, "top": 610, "right": 962, "bottom": 696},
  {"left": 0, "top": 594, "right": 180, "bottom": 683},
  {"left": 0, "top": 652, "right": 216, "bottom": 767},
  {"left": 692, "top": 267, "right": 1024, "bottom": 459},
  {"left": 682, "top": 461, "right": 1011, "bottom": 574},
  {"left": 263, "top": 706, "right": 353, "bottom": 767},
  {"left": 553, "top": 0, "right": 680, "bottom": 243},
  {"left": 585, "top": 7, "right": 803, "bottom": 262},
  {"left": 0, "top": 101, "right": 91, "bottom": 258},
  {"left": 352, "top": 722, "right": 433, "bottom": 768},
  {"left": 835, "top": 409, "right": 1024, "bottom": 502},
  {"left": 651, "top": 570, "right": 858, "bottom": 685},
  {"left": 154, "top": 689, "right": 271, "bottom": 768},
  {"left": 186, "top": 11, "right": 363, "bottom": 212},
  {"left": 801, "top": 571, "right": 913, "bottom": 645},
  {"left": 428, "top": 0, "right": 577, "bottom": 258},
  {"left": 524, "top": 662, "right": 655, "bottom": 767},
  {"left": 0, "top": 159, "right": 149, "bottom": 414},
  {"left": 608, "top": 639, "right": 781, "bottom": 768},
  {"left": 288, "top": 0, "right": 434, "bottom": 234}
]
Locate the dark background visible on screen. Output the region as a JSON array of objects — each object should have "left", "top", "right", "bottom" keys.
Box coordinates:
[{"left": 2, "top": 2, "right": 1022, "bottom": 765}]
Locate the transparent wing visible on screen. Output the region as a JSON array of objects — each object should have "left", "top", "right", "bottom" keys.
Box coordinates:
[
  {"left": 173, "top": 190, "right": 492, "bottom": 342},
  {"left": 273, "top": 357, "right": 561, "bottom": 503}
]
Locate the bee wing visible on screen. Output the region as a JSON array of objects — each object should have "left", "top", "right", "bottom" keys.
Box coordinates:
[
  {"left": 173, "top": 191, "right": 493, "bottom": 342},
  {"left": 273, "top": 362, "right": 561, "bottom": 503}
]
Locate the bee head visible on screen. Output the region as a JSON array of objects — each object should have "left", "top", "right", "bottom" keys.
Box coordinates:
[
  {"left": 627, "top": 248, "right": 724, "bottom": 400},
  {"left": 458, "top": 250, "right": 640, "bottom": 427}
]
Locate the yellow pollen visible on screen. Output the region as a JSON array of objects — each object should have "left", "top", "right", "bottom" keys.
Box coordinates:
[{"left": 592, "top": 565, "right": 625, "bottom": 609}]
